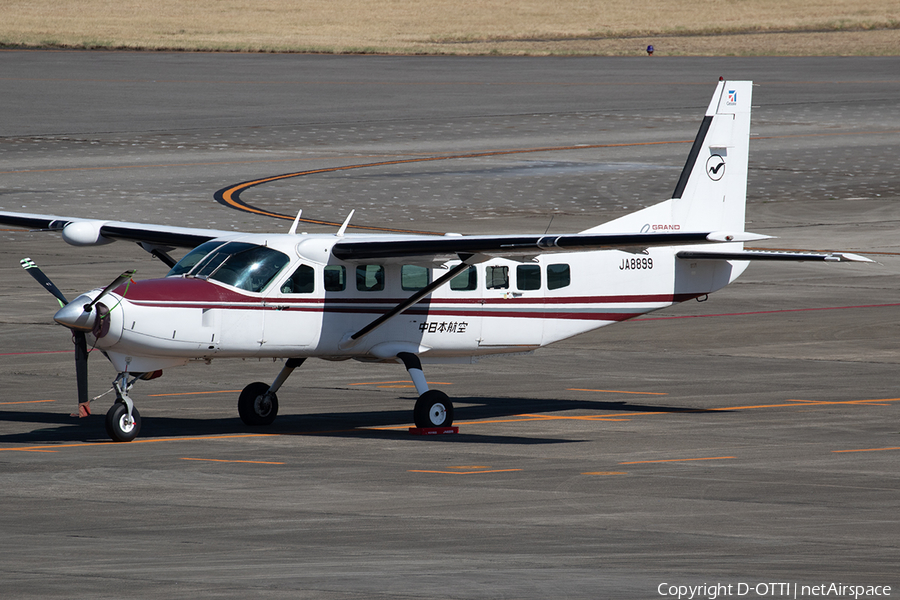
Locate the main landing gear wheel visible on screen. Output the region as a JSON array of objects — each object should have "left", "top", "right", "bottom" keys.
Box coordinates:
[
  {"left": 105, "top": 402, "right": 141, "bottom": 443},
  {"left": 238, "top": 381, "right": 279, "bottom": 426},
  {"left": 414, "top": 390, "right": 454, "bottom": 428}
]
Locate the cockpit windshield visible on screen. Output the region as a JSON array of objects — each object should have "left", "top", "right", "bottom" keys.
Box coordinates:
[
  {"left": 167, "top": 241, "right": 290, "bottom": 293},
  {"left": 167, "top": 241, "right": 225, "bottom": 277}
]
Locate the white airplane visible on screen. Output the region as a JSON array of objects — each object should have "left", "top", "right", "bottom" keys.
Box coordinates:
[{"left": 0, "top": 79, "right": 870, "bottom": 442}]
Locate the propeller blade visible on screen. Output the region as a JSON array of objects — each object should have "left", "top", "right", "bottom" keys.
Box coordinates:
[
  {"left": 20, "top": 257, "right": 69, "bottom": 306},
  {"left": 73, "top": 331, "right": 90, "bottom": 416},
  {"left": 84, "top": 269, "right": 136, "bottom": 312}
]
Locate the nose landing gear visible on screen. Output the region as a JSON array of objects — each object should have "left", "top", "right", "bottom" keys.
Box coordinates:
[{"left": 105, "top": 373, "right": 142, "bottom": 442}]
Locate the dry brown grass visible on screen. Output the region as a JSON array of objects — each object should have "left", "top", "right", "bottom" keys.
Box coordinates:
[{"left": 2, "top": 0, "right": 899, "bottom": 55}]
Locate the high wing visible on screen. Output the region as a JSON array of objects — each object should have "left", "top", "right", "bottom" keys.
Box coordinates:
[
  {"left": 0, "top": 211, "right": 235, "bottom": 249},
  {"left": 2, "top": 210, "right": 770, "bottom": 262},
  {"left": 1, "top": 210, "right": 871, "bottom": 265},
  {"left": 330, "top": 230, "right": 769, "bottom": 263}
]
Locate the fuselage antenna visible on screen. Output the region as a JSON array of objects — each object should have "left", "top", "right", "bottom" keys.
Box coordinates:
[
  {"left": 336, "top": 210, "right": 355, "bottom": 237},
  {"left": 288, "top": 209, "right": 303, "bottom": 235}
]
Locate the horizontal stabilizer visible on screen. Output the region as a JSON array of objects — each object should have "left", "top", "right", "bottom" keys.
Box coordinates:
[{"left": 677, "top": 250, "right": 873, "bottom": 263}]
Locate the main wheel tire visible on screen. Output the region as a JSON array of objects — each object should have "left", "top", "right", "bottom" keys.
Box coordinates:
[
  {"left": 413, "top": 390, "right": 453, "bottom": 428},
  {"left": 105, "top": 402, "right": 141, "bottom": 442},
  {"left": 238, "top": 382, "right": 278, "bottom": 426}
]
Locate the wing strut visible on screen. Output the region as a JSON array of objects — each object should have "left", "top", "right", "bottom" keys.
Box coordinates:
[{"left": 344, "top": 258, "right": 473, "bottom": 346}]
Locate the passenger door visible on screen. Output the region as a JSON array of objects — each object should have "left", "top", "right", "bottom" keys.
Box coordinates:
[{"left": 478, "top": 261, "right": 544, "bottom": 348}]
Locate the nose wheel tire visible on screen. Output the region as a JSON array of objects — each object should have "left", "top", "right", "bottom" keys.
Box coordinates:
[
  {"left": 238, "top": 381, "right": 279, "bottom": 426},
  {"left": 105, "top": 402, "right": 141, "bottom": 442},
  {"left": 414, "top": 390, "right": 453, "bottom": 428}
]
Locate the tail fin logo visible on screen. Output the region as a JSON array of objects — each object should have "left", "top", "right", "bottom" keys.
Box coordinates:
[
  {"left": 706, "top": 155, "right": 726, "bottom": 181},
  {"left": 727, "top": 90, "right": 738, "bottom": 105}
]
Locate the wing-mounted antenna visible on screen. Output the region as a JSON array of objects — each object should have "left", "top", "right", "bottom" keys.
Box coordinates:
[
  {"left": 336, "top": 210, "right": 355, "bottom": 237},
  {"left": 288, "top": 209, "right": 303, "bottom": 235}
]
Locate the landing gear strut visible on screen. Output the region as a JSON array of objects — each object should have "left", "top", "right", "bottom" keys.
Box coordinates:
[
  {"left": 238, "top": 358, "right": 305, "bottom": 426},
  {"left": 398, "top": 352, "right": 454, "bottom": 428}
]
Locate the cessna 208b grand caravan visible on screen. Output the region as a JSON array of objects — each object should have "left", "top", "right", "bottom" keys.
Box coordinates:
[{"left": 0, "top": 79, "right": 870, "bottom": 442}]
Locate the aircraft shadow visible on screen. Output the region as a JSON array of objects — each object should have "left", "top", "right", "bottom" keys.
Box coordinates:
[{"left": 0, "top": 396, "right": 713, "bottom": 446}]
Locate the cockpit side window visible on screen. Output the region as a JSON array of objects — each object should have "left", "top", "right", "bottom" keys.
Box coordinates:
[{"left": 281, "top": 264, "right": 315, "bottom": 294}]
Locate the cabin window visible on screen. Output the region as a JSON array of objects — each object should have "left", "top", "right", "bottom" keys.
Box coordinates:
[
  {"left": 356, "top": 264, "right": 385, "bottom": 292},
  {"left": 281, "top": 264, "right": 315, "bottom": 294},
  {"left": 547, "top": 263, "right": 571, "bottom": 290},
  {"left": 449, "top": 265, "right": 477, "bottom": 291},
  {"left": 324, "top": 265, "right": 346, "bottom": 291},
  {"left": 516, "top": 265, "right": 541, "bottom": 291},
  {"left": 401, "top": 265, "right": 430, "bottom": 291},
  {"left": 486, "top": 265, "right": 509, "bottom": 290}
]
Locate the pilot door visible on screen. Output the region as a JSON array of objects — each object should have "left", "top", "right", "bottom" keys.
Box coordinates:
[{"left": 260, "top": 263, "right": 321, "bottom": 352}]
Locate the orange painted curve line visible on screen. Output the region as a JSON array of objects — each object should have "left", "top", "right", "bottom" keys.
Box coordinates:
[
  {"left": 0, "top": 152, "right": 394, "bottom": 176},
  {"left": 214, "top": 139, "right": 693, "bottom": 231},
  {"left": 568, "top": 388, "right": 667, "bottom": 395},
  {"left": 0, "top": 399, "right": 55, "bottom": 405},
  {"left": 0, "top": 432, "right": 274, "bottom": 453},
  {"left": 710, "top": 398, "right": 900, "bottom": 411},
  {"left": 517, "top": 413, "right": 631, "bottom": 422},
  {"left": 0, "top": 350, "right": 71, "bottom": 356},
  {"left": 832, "top": 447, "right": 900, "bottom": 454},
  {"left": 350, "top": 380, "right": 453, "bottom": 386},
  {"left": 620, "top": 456, "right": 735, "bottom": 465},
  {"left": 583, "top": 471, "right": 629, "bottom": 476},
  {"left": 636, "top": 303, "right": 900, "bottom": 322},
  {"left": 409, "top": 468, "right": 522, "bottom": 475},
  {"left": 148, "top": 390, "right": 241, "bottom": 397},
  {"left": 596, "top": 411, "right": 670, "bottom": 418},
  {"left": 181, "top": 457, "right": 284, "bottom": 465}
]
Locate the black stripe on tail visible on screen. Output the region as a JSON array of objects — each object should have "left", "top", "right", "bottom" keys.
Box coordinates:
[{"left": 671, "top": 115, "right": 713, "bottom": 200}]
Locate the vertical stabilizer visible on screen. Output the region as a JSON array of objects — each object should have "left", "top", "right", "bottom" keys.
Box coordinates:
[{"left": 582, "top": 80, "right": 753, "bottom": 235}]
